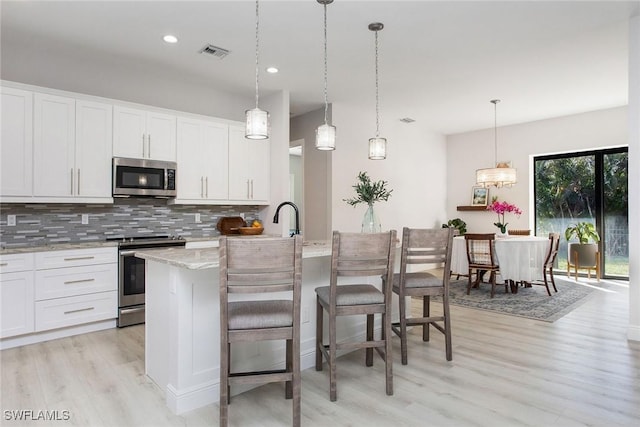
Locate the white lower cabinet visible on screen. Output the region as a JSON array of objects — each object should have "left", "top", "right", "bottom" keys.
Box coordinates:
[
  {"left": 34, "top": 247, "right": 117, "bottom": 332},
  {"left": 0, "top": 253, "right": 35, "bottom": 338},
  {"left": 1, "top": 270, "right": 35, "bottom": 339},
  {"left": 0, "top": 247, "right": 118, "bottom": 343},
  {"left": 35, "top": 291, "right": 117, "bottom": 332}
]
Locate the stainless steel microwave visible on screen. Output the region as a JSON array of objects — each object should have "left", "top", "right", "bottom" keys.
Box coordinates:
[{"left": 112, "top": 157, "right": 177, "bottom": 197}]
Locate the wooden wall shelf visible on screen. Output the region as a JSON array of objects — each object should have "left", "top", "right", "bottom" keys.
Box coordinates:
[{"left": 456, "top": 206, "right": 488, "bottom": 211}]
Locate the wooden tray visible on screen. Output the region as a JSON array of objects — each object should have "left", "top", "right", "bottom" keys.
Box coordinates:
[{"left": 216, "top": 216, "right": 247, "bottom": 235}]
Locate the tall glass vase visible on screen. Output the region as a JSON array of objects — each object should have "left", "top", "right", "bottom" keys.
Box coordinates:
[{"left": 361, "top": 203, "right": 381, "bottom": 233}]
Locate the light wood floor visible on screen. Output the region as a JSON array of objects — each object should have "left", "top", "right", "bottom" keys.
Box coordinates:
[{"left": 2, "top": 278, "right": 638, "bottom": 426}]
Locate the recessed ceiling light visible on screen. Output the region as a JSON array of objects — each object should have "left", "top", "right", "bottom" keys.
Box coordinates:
[
  {"left": 266, "top": 67, "right": 279, "bottom": 74},
  {"left": 163, "top": 35, "right": 178, "bottom": 44}
]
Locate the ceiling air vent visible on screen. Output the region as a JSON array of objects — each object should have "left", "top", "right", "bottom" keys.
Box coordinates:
[
  {"left": 199, "top": 44, "right": 230, "bottom": 59},
  {"left": 399, "top": 117, "right": 415, "bottom": 123}
]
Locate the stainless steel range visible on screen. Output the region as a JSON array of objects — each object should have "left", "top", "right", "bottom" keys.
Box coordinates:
[{"left": 108, "top": 235, "right": 186, "bottom": 327}]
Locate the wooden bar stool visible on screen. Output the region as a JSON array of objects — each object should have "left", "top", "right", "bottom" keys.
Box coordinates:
[
  {"left": 385, "top": 227, "right": 454, "bottom": 364},
  {"left": 315, "top": 230, "right": 396, "bottom": 401},
  {"left": 219, "top": 235, "right": 303, "bottom": 427}
]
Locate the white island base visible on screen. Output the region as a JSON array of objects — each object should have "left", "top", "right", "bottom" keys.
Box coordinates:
[{"left": 138, "top": 243, "right": 396, "bottom": 415}]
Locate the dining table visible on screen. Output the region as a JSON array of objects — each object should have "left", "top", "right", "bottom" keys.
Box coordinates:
[{"left": 451, "top": 235, "right": 551, "bottom": 284}]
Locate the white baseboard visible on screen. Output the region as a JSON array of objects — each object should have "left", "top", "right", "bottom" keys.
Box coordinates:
[{"left": 0, "top": 319, "right": 116, "bottom": 350}]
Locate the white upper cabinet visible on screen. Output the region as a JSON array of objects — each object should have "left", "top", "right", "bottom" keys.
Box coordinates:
[
  {"left": 31, "top": 94, "right": 112, "bottom": 202},
  {"left": 175, "top": 117, "right": 229, "bottom": 203},
  {"left": 75, "top": 100, "right": 113, "bottom": 198},
  {"left": 0, "top": 87, "right": 33, "bottom": 197},
  {"left": 33, "top": 93, "right": 76, "bottom": 197},
  {"left": 113, "top": 106, "right": 176, "bottom": 161},
  {"left": 228, "top": 125, "right": 269, "bottom": 204}
]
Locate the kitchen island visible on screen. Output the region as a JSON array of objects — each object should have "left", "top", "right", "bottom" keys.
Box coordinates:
[{"left": 136, "top": 240, "right": 391, "bottom": 415}]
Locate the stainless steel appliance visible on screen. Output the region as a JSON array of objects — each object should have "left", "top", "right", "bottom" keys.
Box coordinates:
[
  {"left": 112, "top": 157, "right": 177, "bottom": 198},
  {"left": 109, "top": 235, "right": 186, "bottom": 327}
]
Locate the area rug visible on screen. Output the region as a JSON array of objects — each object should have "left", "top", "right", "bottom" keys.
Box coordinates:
[{"left": 442, "top": 277, "right": 597, "bottom": 322}]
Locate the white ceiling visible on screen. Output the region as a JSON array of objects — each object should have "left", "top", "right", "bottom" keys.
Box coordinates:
[{"left": 1, "top": 0, "right": 638, "bottom": 135}]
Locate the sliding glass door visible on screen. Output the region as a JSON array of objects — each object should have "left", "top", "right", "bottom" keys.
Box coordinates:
[{"left": 534, "top": 147, "right": 628, "bottom": 279}]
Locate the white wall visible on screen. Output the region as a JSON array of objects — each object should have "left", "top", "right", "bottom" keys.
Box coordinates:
[
  {"left": 332, "top": 102, "right": 448, "bottom": 234},
  {"left": 446, "top": 106, "right": 628, "bottom": 233},
  {"left": 0, "top": 36, "right": 252, "bottom": 122}
]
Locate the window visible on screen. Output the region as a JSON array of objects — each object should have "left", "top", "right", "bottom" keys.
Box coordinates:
[{"left": 534, "top": 147, "right": 628, "bottom": 279}]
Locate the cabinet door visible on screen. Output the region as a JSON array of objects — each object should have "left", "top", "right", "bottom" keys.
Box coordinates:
[
  {"left": 202, "top": 121, "right": 229, "bottom": 200},
  {"left": 113, "top": 106, "right": 146, "bottom": 158},
  {"left": 228, "top": 125, "right": 269, "bottom": 202},
  {"left": 147, "top": 112, "right": 176, "bottom": 161},
  {"left": 176, "top": 117, "right": 205, "bottom": 200},
  {"left": 247, "top": 138, "right": 270, "bottom": 202},
  {"left": 75, "top": 100, "right": 112, "bottom": 198},
  {"left": 33, "top": 93, "right": 76, "bottom": 197},
  {"left": 0, "top": 87, "right": 33, "bottom": 197},
  {"left": 1, "top": 271, "right": 35, "bottom": 338},
  {"left": 228, "top": 125, "right": 250, "bottom": 200}
]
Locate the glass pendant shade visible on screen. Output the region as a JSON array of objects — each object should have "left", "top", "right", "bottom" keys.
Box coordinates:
[
  {"left": 368, "top": 137, "right": 387, "bottom": 160},
  {"left": 476, "top": 162, "right": 517, "bottom": 188},
  {"left": 245, "top": 108, "right": 269, "bottom": 140},
  {"left": 315, "top": 123, "right": 336, "bottom": 150}
]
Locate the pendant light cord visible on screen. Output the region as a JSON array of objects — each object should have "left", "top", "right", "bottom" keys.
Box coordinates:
[
  {"left": 254, "top": 0, "right": 260, "bottom": 109},
  {"left": 492, "top": 99, "right": 500, "bottom": 164},
  {"left": 322, "top": 3, "right": 329, "bottom": 125},
  {"left": 374, "top": 29, "right": 380, "bottom": 138}
]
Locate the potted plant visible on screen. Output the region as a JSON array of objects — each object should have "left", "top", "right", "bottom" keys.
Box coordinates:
[
  {"left": 442, "top": 218, "right": 467, "bottom": 236},
  {"left": 343, "top": 171, "right": 392, "bottom": 233},
  {"left": 565, "top": 221, "right": 600, "bottom": 267}
]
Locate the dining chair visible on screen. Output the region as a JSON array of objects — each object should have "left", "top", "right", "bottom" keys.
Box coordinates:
[
  {"left": 525, "top": 232, "right": 560, "bottom": 296},
  {"left": 385, "top": 227, "right": 454, "bottom": 365},
  {"left": 315, "top": 230, "right": 396, "bottom": 402},
  {"left": 464, "top": 233, "right": 505, "bottom": 298},
  {"left": 219, "top": 235, "right": 303, "bottom": 427},
  {"left": 507, "top": 229, "right": 531, "bottom": 236}
]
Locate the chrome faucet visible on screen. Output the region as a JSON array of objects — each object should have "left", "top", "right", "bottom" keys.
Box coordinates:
[{"left": 273, "top": 201, "right": 300, "bottom": 237}]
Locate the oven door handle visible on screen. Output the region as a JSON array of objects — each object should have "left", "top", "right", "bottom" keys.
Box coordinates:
[{"left": 119, "top": 250, "right": 138, "bottom": 256}]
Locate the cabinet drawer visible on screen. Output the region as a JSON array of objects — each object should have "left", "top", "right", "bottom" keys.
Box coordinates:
[
  {"left": 35, "top": 291, "right": 117, "bottom": 332},
  {"left": 0, "top": 253, "right": 35, "bottom": 274},
  {"left": 35, "top": 247, "right": 117, "bottom": 269},
  {"left": 1, "top": 271, "right": 35, "bottom": 338},
  {"left": 35, "top": 263, "right": 117, "bottom": 300}
]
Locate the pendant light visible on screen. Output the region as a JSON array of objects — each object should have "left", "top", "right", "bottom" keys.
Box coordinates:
[
  {"left": 475, "top": 99, "right": 517, "bottom": 188},
  {"left": 245, "top": 0, "right": 269, "bottom": 140},
  {"left": 368, "top": 23, "right": 386, "bottom": 160},
  {"left": 315, "top": 0, "right": 336, "bottom": 151}
]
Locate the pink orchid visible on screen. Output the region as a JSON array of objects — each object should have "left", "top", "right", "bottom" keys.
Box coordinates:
[{"left": 487, "top": 200, "right": 522, "bottom": 233}]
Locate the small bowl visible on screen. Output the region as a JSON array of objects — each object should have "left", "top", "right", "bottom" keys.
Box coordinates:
[{"left": 238, "top": 227, "right": 264, "bottom": 235}]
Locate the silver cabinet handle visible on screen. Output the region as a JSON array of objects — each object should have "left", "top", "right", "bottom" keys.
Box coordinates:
[
  {"left": 142, "top": 134, "right": 146, "bottom": 158},
  {"left": 77, "top": 169, "right": 81, "bottom": 195},
  {"left": 64, "top": 307, "right": 95, "bottom": 315},
  {"left": 201, "top": 176, "right": 204, "bottom": 198},
  {"left": 205, "top": 176, "right": 209, "bottom": 198},
  {"left": 247, "top": 180, "right": 250, "bottom": 199},
  {"left": 148, "top": 135, "right": 151, "bottom": 158},
  {"left": 63, "top": 256, "right": 95, "bottom": 261},
  {"left": 63, "top": 278, "right": 95, "bottom": 285},
  {"left": 70, "top": 169, "right": 74, "bottom": 195},
  {"left": 250, "top": 179, "right": 254, "bottom": 199}
]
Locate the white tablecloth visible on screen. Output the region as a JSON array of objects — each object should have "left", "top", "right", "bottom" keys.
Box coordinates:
[{"left": 451, "top": 235, "right": 550, "bottom": 282}]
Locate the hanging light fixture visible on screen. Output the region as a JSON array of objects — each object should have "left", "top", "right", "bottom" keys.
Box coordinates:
[
  {"left": 476, "top": 99, "right": 517, "bottom": 187},
  {"left": 368, "top": 22, "right": 386, "bottom": 160},
  {"left": 245, "top": 0, "right": 269, "bottom": 140},
  {"left": 315, "top": 0, "right": 336, "bottom": 151}
]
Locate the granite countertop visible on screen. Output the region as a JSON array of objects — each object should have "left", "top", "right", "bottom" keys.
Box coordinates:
[
  {"left": 0, "top": 240, "right": 119, "bottom": 255},
  {"left": 135, "top": 239, "right": 331, "bottom": 270}
]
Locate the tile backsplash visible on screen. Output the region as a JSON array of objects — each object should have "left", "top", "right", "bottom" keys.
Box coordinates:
[{"left": 0, "top": 199, "right": 260, "bottom": 249}]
